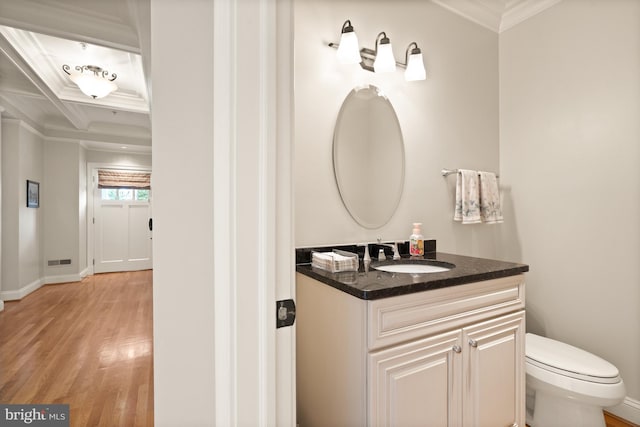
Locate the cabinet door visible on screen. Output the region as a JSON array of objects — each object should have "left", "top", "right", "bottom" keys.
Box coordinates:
[
  {"left": 369, "top": 330, "right": 462, "bottom": 427},
  {"left": 462, "top": 311, "right": 525, "bottom": 427}
]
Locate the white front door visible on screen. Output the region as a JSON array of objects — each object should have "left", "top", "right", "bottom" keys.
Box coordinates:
[{"left": 94, "top": 187, "right": 152, "bottom": 273}]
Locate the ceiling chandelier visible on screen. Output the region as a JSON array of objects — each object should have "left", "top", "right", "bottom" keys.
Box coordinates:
[{"left": 62, "top": 64, "right": 118, "bottom": 99}]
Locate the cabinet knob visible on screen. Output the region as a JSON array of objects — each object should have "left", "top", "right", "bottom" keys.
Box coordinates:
[
  {"left": 469, "top": 339, "right": 478, "bottom": 348},
  {"left": 452, "top": 345, "right": 462, "bottom": 353}
]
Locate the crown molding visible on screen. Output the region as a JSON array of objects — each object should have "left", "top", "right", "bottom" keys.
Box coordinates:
[
  {"left": 500, "top": 0, "right": 563, "bottom": 32},
  {"left": 0, "top": 0, "right": 140, "bottom": 53},
  {"left": 1, "top": 116, "right": 46, "bottom": 138},
  {"left": 79, "top": 141, "right": 151, "bottom": 155},
  {"left": 432, "top": 0, "right": 502, "bottom": 32},
  {"left": 0, "top": 95, "right": 45, "bottom": 134},
  {"left": 431, "top": 0, "right": 563, "bottom": 33},
  {"left": 43, "top": 124, "right": 151, "bottom": 147}
]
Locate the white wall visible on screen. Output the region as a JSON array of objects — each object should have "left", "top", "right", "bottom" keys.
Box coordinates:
[
  {"left": 294, "top": 0, "right": 504, "bottom": 257},
  {"left": 19, "top": 126, "right": 44, "bottom": 287},
  {"left": 2, "top": 120, "right": 20, "bottom": 293},
  {"left": 1, "top": 120, "right": 43, "bottom": 296},
  {"left": 499, "top": 0, "right": 640, "bottom": 420},
  {"left": 43, "top": 140, "right": 81, "bottom": 279},
  {"left": 0, "top": 110, "right": 3, "bottom": 311},
  {"left": 78, "top": 147, "right": 86, "bottom": 273},
  {"left": 85, "top": 149, "right": 152, "bottom": 167},
  {"left": 151, "top": 1, "right": 215, "bottom": 424}
]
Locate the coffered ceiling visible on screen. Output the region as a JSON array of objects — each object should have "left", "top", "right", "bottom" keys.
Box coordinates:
[
  {"left": 0, "top": 0, "right": 560, "bottom": 154},
  {"left": 0, "top": 0, "right": 150, "bottom": 153}
]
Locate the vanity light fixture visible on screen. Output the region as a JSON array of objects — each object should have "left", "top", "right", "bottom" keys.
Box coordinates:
[
  {"left": 328, "top": 20, "right": 426, "bottom": 81},
  {"left": 372, "top": 32, "right": 396, "bottom": 73},
  {"left": 335, "top": 20, "right": 361, "bottom": 64},
  {"left": 62, "top": 64, "right": 118, "bottom": 99},
  {"left": 403, "top": 42, "right": 426, "bottom": 81}
]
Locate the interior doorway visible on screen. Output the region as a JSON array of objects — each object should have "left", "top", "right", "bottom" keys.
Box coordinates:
[{"left": 89, "top": 165, "right": 153, "bottom": 274}]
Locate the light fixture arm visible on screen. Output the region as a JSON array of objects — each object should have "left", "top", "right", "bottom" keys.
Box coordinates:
[
  {"left": 341, "top": 19, "right": 354, "bottom": 34},
  {"left": 63, "top": 64, "right": 117, "bottom": 82},
  {"left": 374, "top": 32, "right": 389, "bottom": 54},
  {"left": 62, "top": 64, "right": 74, "bottom": 76},
  {"left": 328, "top": 43, "right": 404, "bottom": 73},
  {"left": 403, "top": 42, "right": 420, "bottom": 66}
]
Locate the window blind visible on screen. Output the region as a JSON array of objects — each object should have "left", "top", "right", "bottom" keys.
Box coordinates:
[{"left": 98, "top": 170, "right": 151, "bottom": 189}]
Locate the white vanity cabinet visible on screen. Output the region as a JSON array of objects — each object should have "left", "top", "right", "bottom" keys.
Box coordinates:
[{"left": 296, "top": 273, "right": 526, "bottom": 427}]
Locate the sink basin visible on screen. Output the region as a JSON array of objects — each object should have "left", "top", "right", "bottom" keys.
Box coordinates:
[{"left": 371, "top": 260, "right": 454, "bottom": 274}]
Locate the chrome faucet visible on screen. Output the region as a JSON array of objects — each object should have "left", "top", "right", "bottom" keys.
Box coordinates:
[
  {"left": 358, "top": 243, "right": 371, "bottom": 263},
  {"left": 376, "top": 238, "right": 401, "bottom": 260}
]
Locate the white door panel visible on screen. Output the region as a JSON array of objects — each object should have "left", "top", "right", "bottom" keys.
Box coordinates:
[
  {"left": 128, "top": 204, "right": 152, "bottom": 263},
  {"left": 99, "top": 204, "right": 127, "bottom": 265},
  {"left": 95, "top": 199, "right": 152, "bottom": 273}
]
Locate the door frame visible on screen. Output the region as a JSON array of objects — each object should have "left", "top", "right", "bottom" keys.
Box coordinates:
[
  {"left": 212, "top": 0, "right": 296, "bottom": 424},
  {"left": 87, "top": 162, "right": 152, "bottom": 276}
]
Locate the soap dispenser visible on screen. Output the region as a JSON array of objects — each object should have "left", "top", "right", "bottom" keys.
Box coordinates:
[{"left": 409, "top": 223, "right": 424, "bottom": 256}]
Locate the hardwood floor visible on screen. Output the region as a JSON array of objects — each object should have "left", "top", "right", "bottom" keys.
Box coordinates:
[
  {"left": 606, "top": 411, "right": 640, "bottom": 427},
  {"left": 0, "top": 271, "right": 153, "bottom": 426},
  {"left": 525, "top": 411, "right": 637, "bottom": 427}
]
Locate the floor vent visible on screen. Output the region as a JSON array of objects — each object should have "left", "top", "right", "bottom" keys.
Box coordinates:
[{"left": 48, "top": 259, "right": 72, "bottom": 266}]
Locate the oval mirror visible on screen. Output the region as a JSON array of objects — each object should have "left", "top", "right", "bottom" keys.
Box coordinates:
[{"left": 333, "top": 85, "right": 405, "bottom": 229}]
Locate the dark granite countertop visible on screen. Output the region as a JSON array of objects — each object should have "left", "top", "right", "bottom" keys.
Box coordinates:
[{"left": 296, "top": 244, "right": 529, "bottom": 300}]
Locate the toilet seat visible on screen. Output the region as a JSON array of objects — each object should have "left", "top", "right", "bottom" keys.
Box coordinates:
[
  {"left": 525, "top": 333, "right": 626, "bottom": 425},
  {"left": 526, "top": 333, "right": 621, "bottom": 384}
]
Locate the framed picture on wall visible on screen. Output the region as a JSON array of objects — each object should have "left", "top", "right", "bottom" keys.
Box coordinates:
[{"left": 27, "top": 180, "right": 39, "bottom": 208}]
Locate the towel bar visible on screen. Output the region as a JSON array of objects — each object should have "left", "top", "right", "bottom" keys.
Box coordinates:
[{"left": 441, "top": 168, "right": 499, "bottom": 178}]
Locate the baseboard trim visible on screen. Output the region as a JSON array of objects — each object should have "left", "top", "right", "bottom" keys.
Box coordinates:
[
  {"left": 608, "top": 397, "right": 640, "bottom": 425},
  {"left": 0, "top": 278, "right": 44, "bottom": 301},
  {"left": 43, "top": 273, "right": 83, "bottom": 285},
  {"left": 0, "top": 272, "right": 88, "bottom": 301}
]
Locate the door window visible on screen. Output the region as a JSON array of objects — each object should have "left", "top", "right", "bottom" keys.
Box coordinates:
[{"left": 101, "top": 189, "right": 150, "bottom": 201}]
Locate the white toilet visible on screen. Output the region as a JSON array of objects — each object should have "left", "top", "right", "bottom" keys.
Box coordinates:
[{"left": 525, "top": 333, "right": 626, "bottom": 427}]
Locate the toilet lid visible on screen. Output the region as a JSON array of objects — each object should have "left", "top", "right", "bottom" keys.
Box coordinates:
[{"left": 526, "top": 333, "right": 620, "bottom": 383}]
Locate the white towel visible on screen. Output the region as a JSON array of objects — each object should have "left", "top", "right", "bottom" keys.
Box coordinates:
[
  {"left": 454, "top": 169, "right": 481, "bottom": 224},
  {"left": 311, "top": 251, "right": 358, "bottom": 272},
  {"left": 479, "top": 171, "right": 503, "bottom": 224}
]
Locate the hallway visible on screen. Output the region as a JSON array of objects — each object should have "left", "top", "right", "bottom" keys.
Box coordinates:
[{"left": 0, "top": 271, "right": 153, "bottom": 426}]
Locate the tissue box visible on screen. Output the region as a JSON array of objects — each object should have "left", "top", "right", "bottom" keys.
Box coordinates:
[{"left": 311, "top": 249, "right": 358, "bottom": 273}]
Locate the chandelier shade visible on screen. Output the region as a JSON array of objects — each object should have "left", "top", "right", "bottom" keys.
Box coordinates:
[{"left": 62, "top": 64, "right": 118, "bottom": 99}]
